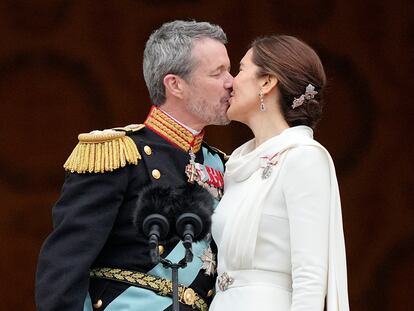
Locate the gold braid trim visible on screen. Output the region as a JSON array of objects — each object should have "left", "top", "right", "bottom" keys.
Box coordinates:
[
  {"left": 154, "top": 109, "right": 194, "bottom": 141},
  {"left": 90, "top": 267, "right": 209, "bottom": 311},
  {"left": 145, "top": 117, "right": 194, "bottom": 151},
  {"left": 145, "top": 106, "right": 204, "bottom": 153},
  {"left": 63, "top": 130, "right": 141, "bottom": 174}
]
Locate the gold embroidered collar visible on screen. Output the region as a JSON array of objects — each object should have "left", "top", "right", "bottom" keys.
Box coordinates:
[{"left": 144, "top": 106, "right": 204, "bottom": 153}]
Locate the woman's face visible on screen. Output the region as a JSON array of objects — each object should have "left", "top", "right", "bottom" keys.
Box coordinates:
[{"left": 227, "top": 48, "right": 262, "bottom": 122}]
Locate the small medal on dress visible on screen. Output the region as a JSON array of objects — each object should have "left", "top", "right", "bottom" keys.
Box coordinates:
[
  {"left": 260, "top": 152, "right": 280, "bottom": 179},
  {"left": 262, "top": 165, "right": 273, "bottom": 179}
]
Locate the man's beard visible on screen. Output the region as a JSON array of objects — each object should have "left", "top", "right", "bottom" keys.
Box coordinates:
[{"left": 186, "top": 98, "right": 230, "bottom": 126}]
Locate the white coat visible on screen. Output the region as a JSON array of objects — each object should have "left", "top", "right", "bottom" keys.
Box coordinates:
[{"left": 210, "top": 126, "right": 349, "bottom": 311}]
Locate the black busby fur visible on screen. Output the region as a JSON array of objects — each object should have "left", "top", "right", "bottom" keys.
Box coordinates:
[
  {"left": 173, "top": 183, "right": 214, "bottom": 242},
  {"left": 134, "top": 183, "right": 214, "bottom": 242},
  {"left": 133, "top": 185, "right": 178, "bottom": 239}
]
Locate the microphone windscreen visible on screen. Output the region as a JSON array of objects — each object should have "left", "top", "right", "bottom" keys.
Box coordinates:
[
  {"left": 133, "top": 185, "right": 178, "bottom": 237},
  {"left": 173, "top": 183, "right": 214, "bottom": 242}
]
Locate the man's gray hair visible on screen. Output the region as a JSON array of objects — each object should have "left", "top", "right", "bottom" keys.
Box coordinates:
[{"left": 143, "top": 20, "right": 227, "bottom": 106}]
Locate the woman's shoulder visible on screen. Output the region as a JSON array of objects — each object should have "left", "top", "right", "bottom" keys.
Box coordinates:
[
  {"left": 288, "top": 143, "right": 328, "bottom": 157},
  {"left": 282, "top": 142, "right": 332, "bottom": 173}
]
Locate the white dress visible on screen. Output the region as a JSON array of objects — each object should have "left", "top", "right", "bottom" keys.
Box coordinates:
[{"left": 210, "top": 126, "right": 349, "bottom": 311}]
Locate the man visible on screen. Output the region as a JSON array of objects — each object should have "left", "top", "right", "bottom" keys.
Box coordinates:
[{"left": 35, "top": 20, "right": 233, "bottom": 311}]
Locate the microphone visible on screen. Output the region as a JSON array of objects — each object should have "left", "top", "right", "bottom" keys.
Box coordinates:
[
  {"left": 134, "top": 185, "right": 177, "bottom": 263},
  {"left": 134, "top": 184, "right": 215, "bottom": 311},
  {"left": 134, "top": 183, "right": 214, "bottom": 264},
  {"left": 173, "top": 184, "right": 214, "bottom": 251}
]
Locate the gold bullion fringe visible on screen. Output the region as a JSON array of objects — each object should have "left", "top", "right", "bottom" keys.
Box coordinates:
[{"left": 63, "top": 135, "right": 141, "bottom": 174}]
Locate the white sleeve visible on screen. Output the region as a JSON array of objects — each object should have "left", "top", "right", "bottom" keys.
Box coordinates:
[{"left": 282, "top": 145, "right": 331, "bottom": 311}]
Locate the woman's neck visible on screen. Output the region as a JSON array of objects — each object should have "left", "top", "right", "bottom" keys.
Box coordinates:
[{"left": 247, "top": 111, "right": 289, "bottom": 148}]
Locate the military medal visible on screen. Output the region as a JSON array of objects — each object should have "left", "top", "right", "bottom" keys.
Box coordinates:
[
  {"left": 262, "top": 165, "right": 273, "bottom": 179},
  {"left": 260, "top": 152, "right": 281, "bottom": 179},
  {"left": 199, "top": 246, "right": 216, "bottom": 276},
  {"left": 260, "top": 148, "right": 292, "bottom": 179},
  {"left": 260, "top": 154, "right": 275, "bottom": 179},
  {"left": 186, "top": 149, "right": 198, "bottom": 183},
  {"left": 185, "top": 149, "right": 224, "bottom": 200}
]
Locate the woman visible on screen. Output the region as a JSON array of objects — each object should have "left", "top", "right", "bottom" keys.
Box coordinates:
[{"left": 210, "top": 36, "right": 349, "bottom": 310}]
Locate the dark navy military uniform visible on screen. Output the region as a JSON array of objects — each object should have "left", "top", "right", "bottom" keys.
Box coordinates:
[{"left": 35, "top": 106, "right": 226, "bottom": 311}]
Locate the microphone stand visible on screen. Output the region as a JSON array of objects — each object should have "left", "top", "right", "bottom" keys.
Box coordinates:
[
  {"left": 138, "top": 185, "right": 212, "bottom": 311},
  {"left": 152, "top": 244, "right": 194, "bottom": 311}
]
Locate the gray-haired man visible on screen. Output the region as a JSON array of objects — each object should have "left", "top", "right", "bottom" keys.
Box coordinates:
[{"left": 35, "top": 20, "right": 232, "bottom": 311}]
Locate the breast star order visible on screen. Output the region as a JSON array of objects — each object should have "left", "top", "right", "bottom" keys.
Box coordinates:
[{"left": 199, "top": 246, "right": 216, "bottom": 276}]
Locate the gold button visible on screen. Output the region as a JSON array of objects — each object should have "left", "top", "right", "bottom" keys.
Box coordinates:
[
  {"left": 144, "top": 145, "right": 152, "bottom": 155},
  {"left": 158, "top": 244, "right": 165, "bottom": 255},
  {"left": 207, "top": 289, "right": 214, "bottom": 297},
  {"left": 151, "top": 169, "right": 161, "bottom": 179},
  {"left": 93, "top": 299, "right": 103, "bottom": 308},
  {"left": 182, "top": 288, "right": 196, "bottom": 305}
]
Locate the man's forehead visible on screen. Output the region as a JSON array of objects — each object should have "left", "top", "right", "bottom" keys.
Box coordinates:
[
  {"left": 192, "top": 38, "right": 227, "bottom": 55},
  {"left": 191, "top": 38, "right": 230, "bottom": 67}
]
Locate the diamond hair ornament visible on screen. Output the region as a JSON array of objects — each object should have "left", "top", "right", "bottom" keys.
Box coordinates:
[{"left": 291, "top": 84, "right": 318, "bottom": 109}]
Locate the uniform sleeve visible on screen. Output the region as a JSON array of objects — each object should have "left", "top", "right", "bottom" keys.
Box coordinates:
[
  {"left": 35, "top": 168, "right": 129, "bottom": 311},
  {"left": 282, "top": 146, "right": 331, "bottom": 311}
]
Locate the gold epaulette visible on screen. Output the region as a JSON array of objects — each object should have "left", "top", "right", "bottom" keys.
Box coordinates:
[{"left": 63, "top": 124, "right": 144, "bottom": 174}]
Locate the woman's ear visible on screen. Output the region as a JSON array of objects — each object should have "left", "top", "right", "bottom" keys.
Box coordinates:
[
  {"left": 260, "top": 75, "right": 278, "bottom": 95},
  {"left": 164, "top": 74, "right": 185, "bottom": 99}
]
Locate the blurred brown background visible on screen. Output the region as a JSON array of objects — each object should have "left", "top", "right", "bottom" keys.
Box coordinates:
[{"left": 0, "top": 0, "right": 413, "bottom": 310}]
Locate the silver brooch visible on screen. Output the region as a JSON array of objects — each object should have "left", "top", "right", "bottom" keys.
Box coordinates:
[
  {"left": 291, "top": 84, "right": 318, "bottom": 109},
  {"left": 262, "top": 165, "right": 273, "bottom": 179},
  {"left": 260, "top": 152, "right": 280, "bottom": 179},
  {"left": 199, "top": 246, "right": 216, "bottom": 276},
  {"left": 217, "top": 272, "right": 234, "bottom": 291}
]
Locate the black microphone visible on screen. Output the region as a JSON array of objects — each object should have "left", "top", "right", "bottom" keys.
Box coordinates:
[
  {"left": 134, "top": 185, "right": 177, "bottom": 263},
  {"left": 173, "top": 183, "right": 214, "bottom": 251}
]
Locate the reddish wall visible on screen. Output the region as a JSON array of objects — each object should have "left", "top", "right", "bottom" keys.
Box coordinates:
[{"left": 0, "top": 1, "right": 412, "bottom": 310}]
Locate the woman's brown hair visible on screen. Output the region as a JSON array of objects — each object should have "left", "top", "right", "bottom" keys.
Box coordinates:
[{"left": 251, "top": 35, "right": 326, "bottom": 129}]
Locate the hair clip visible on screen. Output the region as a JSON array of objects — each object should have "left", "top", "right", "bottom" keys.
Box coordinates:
[{"left": 291, "top": 84, "right": 318, "bottom": 109}]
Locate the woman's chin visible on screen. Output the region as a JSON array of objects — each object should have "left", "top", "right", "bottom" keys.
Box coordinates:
[{"left": 226, "top": 106, "right": 236, "bottom": 121}]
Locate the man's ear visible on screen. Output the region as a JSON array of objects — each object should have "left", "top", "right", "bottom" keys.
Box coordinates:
[
  {"left": 164, "top": 74, "right": 185, "bottom": 99},
  {"left": 260, "top": 75, "right": 278, "bottom": 95}
]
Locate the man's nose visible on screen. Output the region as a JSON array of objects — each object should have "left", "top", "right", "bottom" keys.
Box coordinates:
[{"left": 224, "top": 72, "right": 233, "bottom": 89}]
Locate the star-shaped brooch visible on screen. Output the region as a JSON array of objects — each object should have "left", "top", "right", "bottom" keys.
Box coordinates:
[{"left": 199, "top": 246, "right": 216, "bottom": 276}]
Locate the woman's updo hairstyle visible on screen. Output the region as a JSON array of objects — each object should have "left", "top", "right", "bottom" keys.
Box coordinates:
[{"left": 251, "top": 35, "right": 326, "bottom": 129}]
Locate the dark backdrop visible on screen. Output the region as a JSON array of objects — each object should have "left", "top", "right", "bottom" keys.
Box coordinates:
[{"left": 0, "top": 1, "right": 412, "bottom": 310}]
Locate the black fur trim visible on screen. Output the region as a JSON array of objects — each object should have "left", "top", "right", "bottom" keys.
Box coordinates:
[{"left": 173, "top": 183, "right": 214, "bottom": 242}]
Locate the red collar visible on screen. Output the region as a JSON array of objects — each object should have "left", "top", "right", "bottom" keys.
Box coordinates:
[{"left": 144, "top": 106, "right": 204, "bottom": 153}]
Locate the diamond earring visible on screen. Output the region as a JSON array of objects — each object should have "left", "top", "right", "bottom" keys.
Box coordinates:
[{"left": 259, "top": 90, "right": 265, "bottom": 112}]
